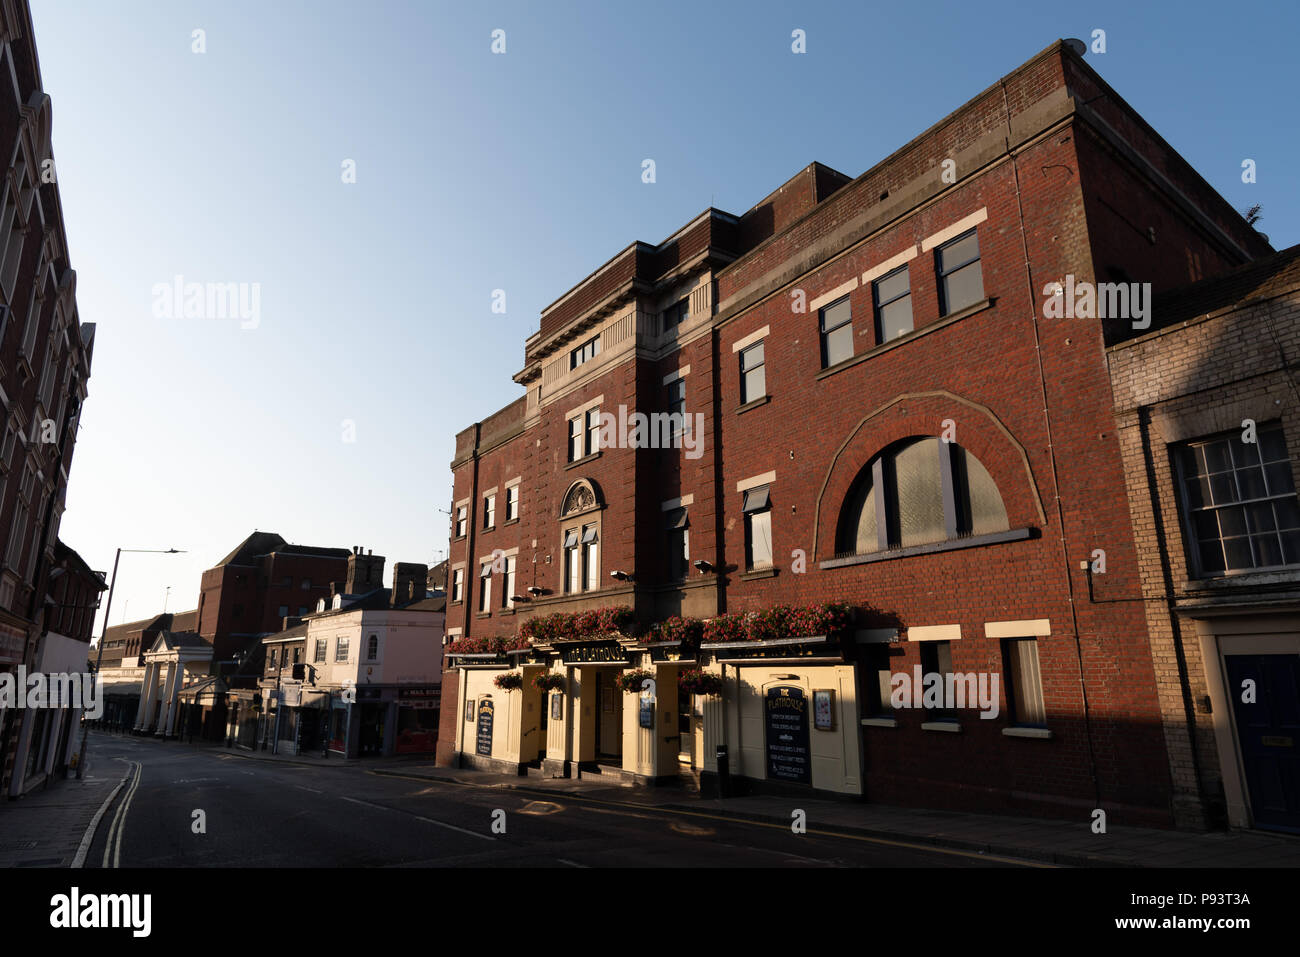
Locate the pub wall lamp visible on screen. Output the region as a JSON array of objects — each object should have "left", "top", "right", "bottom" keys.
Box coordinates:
[
  {"left": 526, "top": 586, "right": 544, "bottom": 596},
  {"left": 693, "top": 560, "right": 713, "bottom": 573},
  {"left": 610, "top": 570, "right": 634, "bottom": 581},
  {"left": 510, "top": 594, "right": 530, "bottom": 603}
]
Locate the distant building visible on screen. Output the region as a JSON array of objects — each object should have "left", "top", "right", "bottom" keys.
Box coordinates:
[
  {"left": 250, "top": 550, "right": 445, "bottom": 757},
  {"left": 91, "top": 610, "right": 198, "bottom": 729}
]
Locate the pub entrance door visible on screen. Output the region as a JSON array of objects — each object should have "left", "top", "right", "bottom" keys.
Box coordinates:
[{"left": 594, "top": 669, "right": 623, "bottom": 764}]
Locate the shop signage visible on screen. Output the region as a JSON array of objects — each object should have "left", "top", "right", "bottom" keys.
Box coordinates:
[
  {"left": 476, "top": 699, "right": 494, "bottom": 756},
  {"left": 560, "top": 642, "right": 627, "bottom": 664},
  {"left": 764, "top": 686, "right": 811, "bottom": 784}
]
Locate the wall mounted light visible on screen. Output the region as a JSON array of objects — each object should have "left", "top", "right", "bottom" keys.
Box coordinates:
[
  {"left": 610, "top": 570, "right": 634, "bottom": 581},
  {"left": 693, "top": 560, "right": 713, "bottom": 573}
]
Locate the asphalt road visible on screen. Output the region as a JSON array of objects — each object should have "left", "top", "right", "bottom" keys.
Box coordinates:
[{"left": 82, "top": 733, "right": 1037, "bottom": 867}]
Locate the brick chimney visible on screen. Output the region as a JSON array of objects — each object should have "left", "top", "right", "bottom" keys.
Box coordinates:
[
  {"left": 346, "top": 546, "right": 386, "bottom": 594},
  {"left": 392, "top": 562, "right": 428, "bottom": 606}
]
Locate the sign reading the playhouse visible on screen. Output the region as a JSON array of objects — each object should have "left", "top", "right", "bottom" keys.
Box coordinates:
[
  {"left": 764, "top": 686, "right": 811, "bottom": 784},
  {"left": 476, "top": 699, "right": 494, "bottom": 756},
  {"left": 560, "top": 642, "right": 626, "bottom": 664}
]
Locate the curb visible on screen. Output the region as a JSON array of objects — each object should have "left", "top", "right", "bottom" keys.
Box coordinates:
[
  {"left": 368, "top": 768, "right": 1136, "bottom": 868},
  {"left": 70, "top": 762, "right": 132, "bottom": 869}
]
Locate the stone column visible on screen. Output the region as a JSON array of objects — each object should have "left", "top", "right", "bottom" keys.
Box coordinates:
[
  {"left": 164, "top": 662, "right": 185, "bottom": 737},
  {"left": 134, "top": 662, "right": 156, "bottom": 730},
  {"left": 155, "top": 663, "right": 177, "bottom": 735}
]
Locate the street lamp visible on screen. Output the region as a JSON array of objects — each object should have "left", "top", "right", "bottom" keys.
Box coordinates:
[{"left": 75, "top": 547, "right": 186, "bottom": 779}]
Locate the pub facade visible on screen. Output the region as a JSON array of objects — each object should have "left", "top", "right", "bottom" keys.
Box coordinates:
[{"left": 439, "top": 40, "right": 1278, "bottom": 828}]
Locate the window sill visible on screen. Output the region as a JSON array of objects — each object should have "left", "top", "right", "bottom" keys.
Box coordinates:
[
  {"left": 498, "top": 607, "right": 516, "bottom": 616},
  {"left": 503, "top": 518, "right": 520, "bottom": 527},
  {"left": 475, "top": 612, "right": 492, "bottom": 619},
  {"left": 736, "top": 395, "right": 771, "bottom": 415},
  {"left": 814, "top": 297, "right": 996, "bottom": 383},
  {"left": 921, "top": 720, "right": 961, "bottom": 733},
  {"left": 450, "top": 600, "right": 463, "bottom": 607},
  {"left": 820, "top": 526, "right": 1033, "bottom": 569},
  {"left": 860, "top": 717, "right": 898, "bottom": 728},
  {"left": 740, "top": 567, "right": 778, "bottom": 581},
  {"left": 1002, "top": 726, "right": 1052, "bottom": 739},
  {"left": 564, "top": 450, "right": 602, "bottom": 470},
  {"left": 453, "top": 536, "right": 466, "bottom": 543}
]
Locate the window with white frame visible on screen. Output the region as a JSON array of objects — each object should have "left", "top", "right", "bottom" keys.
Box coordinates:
[
  {"left": 483, "top": 492, "right": 496, "bottom": 529},
  {"left": 505, "top": 483, "right": 519, "bottom": 521},
  {"left": 451, "top": 566, "right": 464, "bottom": 603},
  {"left": 478, "top": 562, "right": 492, "bottom": 612},
  {"left": 367, "top": 634, "right": 379, "bottom": 661},
  {"left": 563, "top": 527, "right": 581, "bottom": 593},
  {"left": 569, "top": 335, "right": 601, "bottom": 370},
  {"left": 1003, "top": 638, "right": 1047, "bottom": 727},
  {"left": 666, "top": 507, "right": 690, "bottom": 580},
  {"left": 739, "top": 341, "right": 765, "bottom": 404},
  {"left": 314, "top": 638, "right": 327, "bottom": 663},
  {"left": 581, "top": 525, "right": 599, "bottom": 590},
  {"left": 743, "top": 485, "right": 773, "bottom": 570},
  {"left": 1174, "top": 423, "right": 1299, "bottom": 575},
  {"left": 335, "top": 636, "right": 350, "bottom": 662},
  {"left": 502, "top": 555, "right": 517, "bottom": 608},
  {"left": 454, "top": 504, "right": 467, "bottom": 538}
]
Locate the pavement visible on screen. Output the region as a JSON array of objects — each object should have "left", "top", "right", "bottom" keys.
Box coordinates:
[
  {"left": 2, "top": 731, "right": 1298, "bottom": 867},
  {"left": 0, "top": 747, "right": 131, "bottom": 867}
]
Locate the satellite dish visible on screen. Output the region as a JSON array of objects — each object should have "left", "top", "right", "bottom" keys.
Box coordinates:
[{"left": 1064, "top": 38, "right": 1087, "bottom": 56}]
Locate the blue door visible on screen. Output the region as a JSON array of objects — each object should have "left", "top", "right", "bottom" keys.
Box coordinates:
[{"left": 1226, "top": 654, "right": 1300, "bottom": 833}]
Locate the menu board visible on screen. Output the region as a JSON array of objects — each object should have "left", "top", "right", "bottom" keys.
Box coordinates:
[
  {"left": 476, "top": 699, "right": 494, "bottom": 756},
  {"left": 765, "top": 686, "right": 811, "bottom": 784}
]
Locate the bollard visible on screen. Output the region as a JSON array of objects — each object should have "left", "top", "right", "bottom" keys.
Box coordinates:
[{"left": 715, "top": 744, "right": 731, "bottom": 799}]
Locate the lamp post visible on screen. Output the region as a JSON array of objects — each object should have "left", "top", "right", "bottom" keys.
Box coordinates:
[{"left": 75, "top": 547, "right": 185, "bottom": 779}]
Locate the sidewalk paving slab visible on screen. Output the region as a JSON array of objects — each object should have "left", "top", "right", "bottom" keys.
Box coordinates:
[{"left": 0, "top": 754, "right": 129, "bottom": 868}]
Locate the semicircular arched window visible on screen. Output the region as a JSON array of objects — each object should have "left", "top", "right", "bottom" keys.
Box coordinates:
[{"left": 836, "top": 437, "right": 1008, "bottom": 556}]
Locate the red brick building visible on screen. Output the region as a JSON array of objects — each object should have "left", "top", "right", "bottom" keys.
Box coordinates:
[
  {"left": 0, "top": 0, "right": 97, "bottom": 796},
  {"left": 440, "top": 40, "right": 1273, "bottom": 829},
  {"left": 194, "top": 531, "right": 352, "bottom": 670}
]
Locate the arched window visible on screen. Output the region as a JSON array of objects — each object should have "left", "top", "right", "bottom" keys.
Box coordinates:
[{"left": 836, "top": 437, "right": 1008, "bottom": 555}]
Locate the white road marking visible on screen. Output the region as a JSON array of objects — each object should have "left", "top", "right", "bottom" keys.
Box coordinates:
[
  {"left": 102, "top": 761, "right": 142, "bottom": 869},
  {"left": 338, "top": 795, "right": 494, "bottom": 842},
  {"left": 556, "top": 858, "right": 587, "bottom": 868},
  {"left": 294, "top": 785, "right": 323, "bottom": 794},
  {"left": 72, "top": 763, "right": 133, "bottom": 869}
]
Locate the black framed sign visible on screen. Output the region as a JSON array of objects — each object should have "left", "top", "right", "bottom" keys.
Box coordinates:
[
  {"left": 764, "top": 685, "right": 811, "bottom": 784},
  {"left": 476, "top": 699, "right": 494, "bottom": 756},
  {"left": 551, "top": 693, "right": 562, "bottom": 720},
  {"left": 464, "top": 699, "right": 474, "bottom": 722}
]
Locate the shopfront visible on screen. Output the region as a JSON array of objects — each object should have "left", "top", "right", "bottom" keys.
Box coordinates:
[{"left": 447, "top": 629, "right": 864, "bottom": 797}]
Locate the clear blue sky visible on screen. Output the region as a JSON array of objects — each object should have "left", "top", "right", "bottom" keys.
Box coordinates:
[{"left": 31, "top": 0, "right": 1297, "bottom": 638}]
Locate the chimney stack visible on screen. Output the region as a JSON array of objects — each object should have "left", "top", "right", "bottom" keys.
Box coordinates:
[
  {"left": 392, "top": 562, "right": 428, "bottom": 607},
  {"left": 345, "top": 548, "right": 386, "bottom": 595}
]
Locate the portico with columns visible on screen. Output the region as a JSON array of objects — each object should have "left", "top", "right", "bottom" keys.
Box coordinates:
[{"left": 134, "top": 631, "right": 214, "bottom": 736}]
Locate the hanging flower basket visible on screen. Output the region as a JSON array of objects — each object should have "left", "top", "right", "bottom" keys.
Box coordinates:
[
  {"left": 493, "top": 671, "right": 523, "bottom": 691},
  {"left": 678, "top": 668, "right": 723, "bottom": 698},
  {"left": 533, "top": 672, "right": 565, "bottom": 692},
  {"left": 615, "top": 668, "right": 656, "bottom": 694}
]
